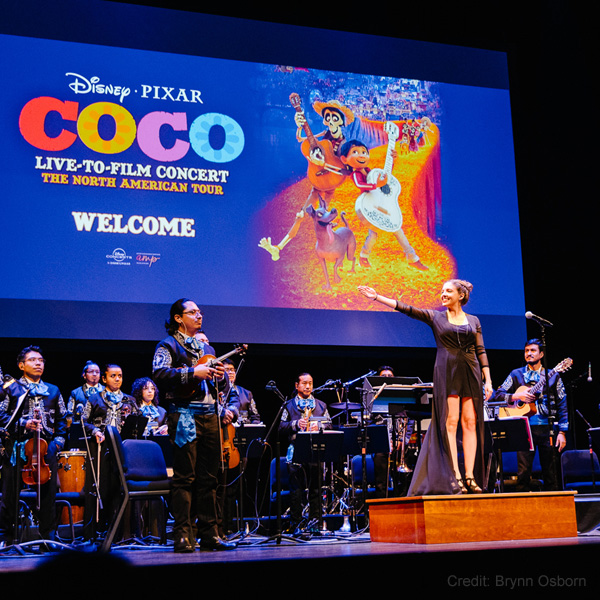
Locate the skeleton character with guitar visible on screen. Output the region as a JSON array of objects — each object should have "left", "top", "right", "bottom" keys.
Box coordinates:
[
  {"left": 259, "top": 95, "right": 354, "bottom": 261},
  {"left": 491, "top": 338, "right": 571, "bottom": 492}
]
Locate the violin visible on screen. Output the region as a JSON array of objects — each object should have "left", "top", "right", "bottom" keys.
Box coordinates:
[
  {"left": 22, "top": 407, "right": 51, "bottom": 509},
  {"left": 217, "top": 388, "right": 241, "bottom": 471},
  {"left": 181, "top": 344, "right": 248, "bottom": 398},
  {"left": 221, "top": 422, "right": 240, "bottom": 470},
  {"left": 196, "top": 344, "right": 247, "bottom": 369}
]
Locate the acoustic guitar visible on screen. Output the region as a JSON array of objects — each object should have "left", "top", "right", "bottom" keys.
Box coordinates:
[
  {"left": 354, "top": 121, "right": 403, "bottom": 232},
  {"left": 498, "top": 358, "right": 573, "bottom": 418},
  {"left": 289, "top": 93, "right": 346, "bottom": 192}
]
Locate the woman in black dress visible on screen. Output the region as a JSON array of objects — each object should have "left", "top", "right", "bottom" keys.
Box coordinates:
[{"left": 357, "top": 280, "right": 493, "bottom": 495}]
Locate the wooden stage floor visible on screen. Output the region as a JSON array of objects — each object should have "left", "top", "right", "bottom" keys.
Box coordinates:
[{"left": 2, "top": 528, "right": 600, "bottom": 591}]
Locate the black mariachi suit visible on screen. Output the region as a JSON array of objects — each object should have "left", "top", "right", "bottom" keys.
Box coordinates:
[
  {"left": 279, "top": 396, "right": 331, "bottom": 526},
  {"left": 0, "top": 378, "right": 67, "bottom": 541},
  {"left": 152, "top": 333, "right": 230, "bottom": 546},
  {"left": 80, "top": 389, "right": 138, "bottom": 540},
  {"left": 228, "top": 385, "right": 261, "bottom": 424},
  {"left": 492, "top": 365, "right": 568, "bottom": 491}
]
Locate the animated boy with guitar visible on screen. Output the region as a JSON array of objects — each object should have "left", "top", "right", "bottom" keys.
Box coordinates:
[
  {"left": 340, "top": 128, "right": 427, "bottom": 270},
  {"left": 491, "top": 338, "right": 571, "bottom": 491},
  {"left": 259, "top": 97, "right": 354, "bottom": 261}
]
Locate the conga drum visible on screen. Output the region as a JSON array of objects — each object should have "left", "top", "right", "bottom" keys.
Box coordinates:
[{"left": 57, "top": 450, "right": 86, "bottom": 524}]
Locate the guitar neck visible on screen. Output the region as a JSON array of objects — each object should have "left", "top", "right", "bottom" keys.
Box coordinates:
[
  {"left": 290, "top": 94, "right": 320, "bottom": 150},
  {"left": 383, "top": 139, "right": 396, "bottom": 175},
  {"left": 296, "top": 108, "right": 319, "bottom": 150},
  {"left": 529, "top": 369, "right": 555, "bottom": 395},
  {"left": 212, "top": 348, "right": 240, "bottom": 365}
]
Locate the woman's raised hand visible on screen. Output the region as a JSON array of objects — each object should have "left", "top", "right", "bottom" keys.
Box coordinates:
[{"left": 357, "top": 285, "right": 377, "bottom": 300}]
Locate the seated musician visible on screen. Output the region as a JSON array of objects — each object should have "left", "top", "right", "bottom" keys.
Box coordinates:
[
  {"left": 0, "top": 346, "right": 67, "bottom": 546},
  {"left": 66, "top": 360, "right": 104, "bottom": 449},
  {"left": 67, "top": 361, "right": 104, "bottom": 419},
  {"left": 223, "top": 359, "right": 261, "bottom": 425},
  {"left": 80, "top": 363, "right": 138, "bottom": 540},
  {"left": 279, "top": 372, "right": 331, "bottom": 536},
  {"left": 131, "top": 376, "right": 167, "bottom": 436}
]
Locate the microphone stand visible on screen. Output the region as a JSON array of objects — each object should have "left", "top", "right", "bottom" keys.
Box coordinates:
[
  {"left": 5, "top": 387, "right": 32, "bottom": 550},
  {"left": 232, "top": 358, "right": 245, "bottom": 538},
  {"left": 568, "top": 367, "right": 592, "bottom": 451},
  {"left": 342, "top": 370, "right": 375, "bottom": 526},
  {"left": 223, "top": 356, "right": 253, "bottom": 540},
  {"left": 260, "top": 382, "right": 301, "bottom": 545},
  {"left": 78, "top": 409, "right": 104, "bottom": 535},
  {"left": 576, "top": 410, "right": 597, "bottom": 492},
  {"left": 535, "top": 323, "right": 560, "bottom": 488}
]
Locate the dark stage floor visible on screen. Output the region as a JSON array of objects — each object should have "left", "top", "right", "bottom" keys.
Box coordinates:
[{"left": 2, "top": 528, "right": 600, "bottom": 591}]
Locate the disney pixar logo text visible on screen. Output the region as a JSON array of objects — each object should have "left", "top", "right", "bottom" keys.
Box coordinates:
[{"left": 65, "top": 73, "right": 203, "bottom": 105}]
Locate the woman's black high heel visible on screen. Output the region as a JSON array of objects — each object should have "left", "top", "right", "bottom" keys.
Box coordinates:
[
  {"left": 464, "top": 477, "right": 483, "bottom": 494},
  {"left": 457, "top": 477, "right": 468, "bottom": 493}
]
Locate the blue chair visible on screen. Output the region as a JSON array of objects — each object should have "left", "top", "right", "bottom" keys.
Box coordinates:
[
  {"left": 99, "top": 426, "right": 171, "bottom": 552},
  {"left": 269, "top": 457, "right": 290, "bottom": 510},
  {"left": 561, "top": 449, "right": 600, "bottom": 493},
  {"left": 351, "top": 454, "right": 377, "bottom": 495}
]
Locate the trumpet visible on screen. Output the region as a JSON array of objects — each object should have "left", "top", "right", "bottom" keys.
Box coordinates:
[
  {"left": 396, "top": 417, "right": 412, "bottom": 473},
  {"left": 301, "top": 406, "right": 315, "bottom": 431}
]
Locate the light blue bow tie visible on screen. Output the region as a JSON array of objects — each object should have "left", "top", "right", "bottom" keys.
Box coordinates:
[
  {"left": 185, "top": 337, "right": 203, "bottom": 351},
  {"left": 28, "top": 382, "right": 49, "bottom": 397},
  {"left": 296, "top": 397, "right": 315, "bottom": 411},
  {"left": 105, "top": 391, "right": 122, "bottom": 405}
]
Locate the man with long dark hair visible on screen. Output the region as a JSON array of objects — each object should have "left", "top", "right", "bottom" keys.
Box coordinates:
[{"left": 152, "top": 298, "right": 236, "bottom": 552}]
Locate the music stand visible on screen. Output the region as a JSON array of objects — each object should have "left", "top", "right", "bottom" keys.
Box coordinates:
[
  {"left": 364, "top": 376, "right": 425, "bottom": 411},
  {"left": 294, "top": 430, "right": 344, "bottom": 531},
  {"left": 487, "top": 416, "right": 533, "bottom": 492},
  {"left": 259, "top": 383, "right": 302, "bottom": 545},
  {"left": 365, "top": 376, "right": 431, "bottom": 433},
  {"left": 341, "top": 424, "right": 389, "bottom": 456},
  {"left": 362, "top": 376, "right": 431, "bottom": 492},
  {"left": 230, "top": 423, "right": 267, "bottom": 534},
  {"left": 341, "top": 424, "right": 389, "bottom": 513},
  {"left": 67, "top": 422, "right": 85, "bottom": 450},
  {"left": 121, "top": 415, "right": 148, "bottom": 440},
  {"left": 234, "top": 424, "right": 267, "bottom": 458}
]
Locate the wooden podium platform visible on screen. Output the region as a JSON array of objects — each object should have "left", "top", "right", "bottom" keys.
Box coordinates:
[{"left": 367, "top": 491, "right": 578, "bottom": 544}]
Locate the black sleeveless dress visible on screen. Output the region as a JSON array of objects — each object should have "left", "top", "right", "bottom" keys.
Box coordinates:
[{"left": 393, "top": 301, "right": 489, "bottom": 495}]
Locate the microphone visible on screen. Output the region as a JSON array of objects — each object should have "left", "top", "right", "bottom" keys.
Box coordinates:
[
  {"left": 525, "top": 311, "right": 553, "bottom": 328},
  {"left": 588, "top": 362, "right": 593, "bottom": 383},
  {"left": 75, "top": 403, "right": 85, "bottom": 417},
  {"left": 265, "top": 381, "right": 277, "bottom": 391}
]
